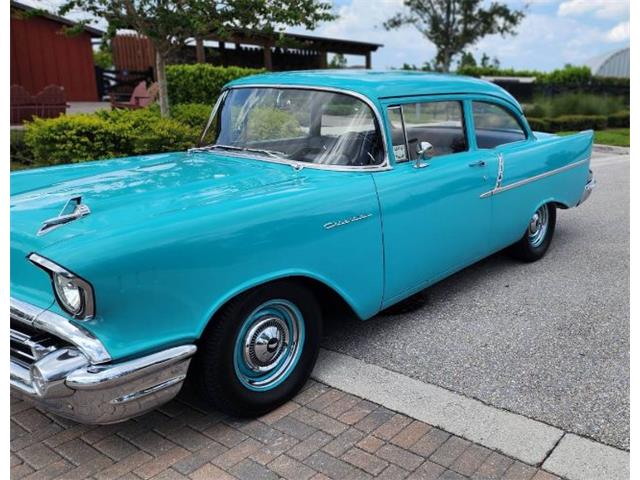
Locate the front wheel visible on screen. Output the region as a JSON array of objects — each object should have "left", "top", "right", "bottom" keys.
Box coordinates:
[
  {"left": 507, "top": 203, "right": 557, "bottom": 262},
  {"left": 192, "top": 281, "right": 321, "bottom": 417}
]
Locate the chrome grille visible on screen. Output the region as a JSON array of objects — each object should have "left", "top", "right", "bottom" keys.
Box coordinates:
[{"left": 10, "top": 319, "right": 70, "bottom": 367}]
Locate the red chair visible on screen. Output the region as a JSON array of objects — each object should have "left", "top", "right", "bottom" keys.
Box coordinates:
[{"left": 110, "top": 81, "right": 159, "bottom": 109}]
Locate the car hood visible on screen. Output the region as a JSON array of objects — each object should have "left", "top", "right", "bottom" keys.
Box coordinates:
[{"left": 10, "top": 151, "right": 298, "bottom": 251}]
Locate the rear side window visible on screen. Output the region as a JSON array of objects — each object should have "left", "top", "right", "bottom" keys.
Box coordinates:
[
  {"left": 472, "top": 102, "right": 526, "bottom": 148},
  {"left": 387, "top": 101, "right": 467, "bottom": 162}
]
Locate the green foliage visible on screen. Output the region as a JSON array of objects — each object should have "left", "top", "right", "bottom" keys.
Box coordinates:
[
  {"left": 246, "top": 107, "right": 302, "bottom": 141},
  {"left": 384, "top": 0, "right": 525, "bottom": 72},
  {"left": 607, "top": 111, "right": 630, "bottom": 128},
  {"left": 166, "top": 64, "right": 264, "bottom": 105},
  {"left": 329, "top": 53, "right": 348, "bottom": 68},
  {"left": 24, "top": 107, "right": 200, "bottom": 165},
  {"left": 527, "top": 93, "right": 627, "bottom": 117},
  {"left": 10, "top": 130, "right": 35, "bottom": 167},
  {"left": 525, "top": 117, "right": 549, "bottom": 132},
  {"left": 546, "top": 115, "right": 608, "bottom": 132},
  {"left": 171, "top": 103, "right": 212, "bottom": 129},
  {"left": 93, "top": 49, "right": 112, "bottom": 69}
]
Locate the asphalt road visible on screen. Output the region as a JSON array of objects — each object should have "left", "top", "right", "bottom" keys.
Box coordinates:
[{"left": 321, "top": 149, "right": 630, "bottom": 450}]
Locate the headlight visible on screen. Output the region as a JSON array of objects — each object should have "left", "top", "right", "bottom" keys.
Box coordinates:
[
  {"left": 53, "top": 273, "right": 83, "bottom": 315},
  {"left": 28, "top": 253, "right": 95, "bottom": 319}
]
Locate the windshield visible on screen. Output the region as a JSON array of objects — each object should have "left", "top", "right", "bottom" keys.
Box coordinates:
[{"left": 200, "top": 87, "right": 385, "bottom": 167}]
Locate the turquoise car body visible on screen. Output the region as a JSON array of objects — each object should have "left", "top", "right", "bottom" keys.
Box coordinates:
[{"left": 10, "top": 71, "right": 594, "bottom": 363}]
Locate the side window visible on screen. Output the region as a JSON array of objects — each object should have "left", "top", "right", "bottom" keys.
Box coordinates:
[
  {"left": 472, "top": 102, "right": 527, "bottom": 149},
  {"left": 387, "top": 101, "right": 467, "bottom": 162}
]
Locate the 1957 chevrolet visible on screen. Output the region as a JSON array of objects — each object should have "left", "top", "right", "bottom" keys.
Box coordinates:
[{"left": 10, "top": 71, "right": 595, "bottom": 423}]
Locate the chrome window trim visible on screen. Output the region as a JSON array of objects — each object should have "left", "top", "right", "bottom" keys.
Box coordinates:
[
  {"left": 28, "top": 253, "right": 95, "bottom": 320},
  {"left": 208, "top": 84, "right": 392, "bottom": 172},
  {"left": 10, "top": 297, "right": 111, "bottom": 364},
  {"left": 480, "top": 158, "right": 590, "bottom": 198}
]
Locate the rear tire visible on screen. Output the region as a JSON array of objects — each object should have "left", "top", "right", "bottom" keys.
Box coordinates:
[
  {"left": 507, "top": 203, "right": 556, "bottom": 262},
  {"left": 192, "top": 280, "right": 321, "bottom": 417}
]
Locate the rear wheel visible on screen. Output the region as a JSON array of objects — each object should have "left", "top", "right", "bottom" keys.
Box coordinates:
[
  {"left": 193, "top": 281, "right": 321, "bottom": 417},
  {"left": 507, "top": 203, "right": 556, "bottom": 262}
]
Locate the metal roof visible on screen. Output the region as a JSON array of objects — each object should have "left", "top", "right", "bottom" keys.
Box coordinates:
[
  {"left": 585, "top": 46, "right": 630, "bottom": 78},
  {"left": 10, "top": 0, "right": 104, "bottom": 38},
  {"left": 226, "top": 70, "right": 522, "bottom": 111}
]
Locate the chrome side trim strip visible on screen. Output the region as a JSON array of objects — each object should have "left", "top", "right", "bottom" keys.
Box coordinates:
[
  {"left": 10, "top": 297, "right": 111, "bottom": 364},
  {"left": 480, "top": 158, "right": 589, "bottom": 198},
  {"left": 218, "top": 84, "right": 392, "bottom": 172}
]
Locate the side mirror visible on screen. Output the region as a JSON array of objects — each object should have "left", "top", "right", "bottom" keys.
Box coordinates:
[{"left": 415, "top": 141, "right": 433, "bottom": 168}]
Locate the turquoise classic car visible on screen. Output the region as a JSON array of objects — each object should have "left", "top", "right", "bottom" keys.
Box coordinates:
[{"left": 10, "top": 71, "right": 595, "bottom": 423}]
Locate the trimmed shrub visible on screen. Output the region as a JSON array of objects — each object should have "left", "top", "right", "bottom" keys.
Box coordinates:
[
  {"left": 171, "top": 103, "right": 212, "bottom": 129},
  {"left": 546, "top": 115, "right": 608, "bottom": 132},
  {"left": 607, "top": 110, "right": 630, "bottom": 128},
  {"left": 166, "top": 64, "right": 264, "bottom": 105},
  {"left": 526, "top": 117, "right": 549, "bottom": 132},
  {"left": 24, "top": 108, "right": 198, "bottom": 165},
  {"left": 10, "top": 129, "right": 34, "bottom": 166}
]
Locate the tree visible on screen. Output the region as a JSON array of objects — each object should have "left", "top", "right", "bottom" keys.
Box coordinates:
[
  {"left": 60, "top": 1, "right": 335, "bottom": 116},
  {"left": 383, "top": 0, "right": 524, "bottom": 72},
  {"left": 457, "top": 51, "right": 476, "bottom": 69},
  {"left": 328, "top": 53, "right": 347, "bottom": 68}
]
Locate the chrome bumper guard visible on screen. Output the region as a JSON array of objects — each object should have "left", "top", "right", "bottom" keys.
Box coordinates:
[
  {"left": 10, "top": 298, "right": 196, "bottom": 424},
  {"left": 577, "top": 170, "right": 596, "bottom": 206}
]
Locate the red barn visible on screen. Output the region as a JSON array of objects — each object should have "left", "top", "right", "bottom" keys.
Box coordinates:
[{"left": 10, "top": 1, "right": 103, "bottom": 101}]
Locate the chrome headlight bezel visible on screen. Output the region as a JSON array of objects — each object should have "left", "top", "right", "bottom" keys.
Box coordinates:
[{"left": 28, "top": 253, "right": 95, "bottom": 320}]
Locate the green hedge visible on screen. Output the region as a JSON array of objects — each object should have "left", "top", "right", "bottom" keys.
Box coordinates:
[
  {"left": 545, "top": 115, "right": 608, "bottom": 132},
  {"left": 526, "top": 117, "right": 549, "bottom": 132},
  {"left": 166, "top": 64, "right": 264, "bottom": 105},
  {"left": 607, "top": 111, "right": 630, "bottom": 128},
  {"left": 527, "top": 111, "right": 628, "bottom": 132},
  {"left": 24, "top": 106, "right": 203, "bottom": 165}
]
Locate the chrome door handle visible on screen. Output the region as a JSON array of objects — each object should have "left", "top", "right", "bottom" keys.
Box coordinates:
[{"left": 468, "top": 160, "right": 486, "bottom": 167}]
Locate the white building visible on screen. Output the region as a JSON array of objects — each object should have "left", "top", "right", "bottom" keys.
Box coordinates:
[{"left": 584, "top": 46, "right": 630, "bottom": 78}]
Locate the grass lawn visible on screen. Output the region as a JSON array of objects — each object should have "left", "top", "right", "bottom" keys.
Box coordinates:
[{"left": 557, "top": 128, "right": 629, "bottom": 147}]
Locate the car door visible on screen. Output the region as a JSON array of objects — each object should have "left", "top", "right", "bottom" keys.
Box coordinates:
[
  {"left": 470, "top": 100, "right": 538, "bottom": 251},
  {"left": 374, "top": 97, "right": 498, "bottom": 308}
]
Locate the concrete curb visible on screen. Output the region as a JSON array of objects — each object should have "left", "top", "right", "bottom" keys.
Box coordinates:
[
  {"left": 312, "top": 349, "right": 629, "bottom": 479},
  {"left": 592, "top": 144, "right": 629, "bottom": 155},
  {"left": 543, "top": 434, "right": 629, "bottom": 480}
]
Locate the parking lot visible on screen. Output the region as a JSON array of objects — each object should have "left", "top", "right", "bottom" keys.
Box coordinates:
[{"left": 321, "top": 149, "right": 630, "bottom": 450}]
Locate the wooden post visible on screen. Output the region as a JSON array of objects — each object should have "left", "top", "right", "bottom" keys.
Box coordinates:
[
  {"left": 195, "top": 38, "right": 205, "bottom": 63},
  {"left": 219, "top": 41, "right": 226, "bottom": 66},
  {"left": 319, "top": 50, "right": 327, "bottom": 69},
  {"left": 366, "top": 51, "right": 372, "bottom": 69},
  {"left": 263, "top": 43, "right": 273, "bottom": 70}
]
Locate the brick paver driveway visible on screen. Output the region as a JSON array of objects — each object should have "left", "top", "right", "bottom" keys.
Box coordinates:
[{"left": 11, "top": 381, "right": 561, "bottom": 480}]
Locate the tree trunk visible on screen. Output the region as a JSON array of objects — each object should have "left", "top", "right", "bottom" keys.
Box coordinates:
[{"left": 156, "top": 51, "right": 170, "bottom": 117}]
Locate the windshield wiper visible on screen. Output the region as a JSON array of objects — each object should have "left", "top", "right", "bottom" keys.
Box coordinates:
[{"left": 189, "top": 144, "right": 287, "bottom": 159}]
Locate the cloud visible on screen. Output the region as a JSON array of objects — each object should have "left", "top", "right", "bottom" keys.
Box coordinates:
[
  {"left": 289, "top": 0, "right": 436, "bottom": 69},
  {"left": 606, "top": 21, "right": 630, "bottom": 42},
  {"left": 558, "top": 0, "right": 629, "bottom": 19}
]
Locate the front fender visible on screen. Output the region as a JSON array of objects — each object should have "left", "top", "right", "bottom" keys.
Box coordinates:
[{"left": 41, "top": 169, "right": 383, "bottom": 361}]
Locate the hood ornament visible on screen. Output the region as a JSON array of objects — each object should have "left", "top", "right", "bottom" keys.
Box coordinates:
[{"left": 37, "top": 196, "right": 91, "bottom": 236}]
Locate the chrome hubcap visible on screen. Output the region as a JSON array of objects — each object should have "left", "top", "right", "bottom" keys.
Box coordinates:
[
  {"left": 528, "top": 205, "right": 549, "bottom": 247},
  {"left": 234, "top": 299, "right": 304, "bottom": 391},
  {"left": 243, "top": 317, "right": 289, "bottom": 372}
]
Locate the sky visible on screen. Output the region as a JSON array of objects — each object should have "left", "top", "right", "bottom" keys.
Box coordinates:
[{"left": 22, "top": 0, "right": 630, "bottom": 71}]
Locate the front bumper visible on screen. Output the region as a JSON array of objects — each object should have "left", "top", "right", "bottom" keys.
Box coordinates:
[
  {"left": 577, "top": 169, "right": 596, "bottom": 206},
  {"left": 10, "top": 298, "right": 196, "bottom": 424}
]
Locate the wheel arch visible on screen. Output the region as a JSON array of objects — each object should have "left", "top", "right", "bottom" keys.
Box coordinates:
[{"left": 196, "top": 271, "right": 362, "bottom": 339}]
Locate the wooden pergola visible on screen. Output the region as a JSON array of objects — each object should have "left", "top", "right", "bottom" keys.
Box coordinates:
[{"left": 196, "top": 30, "right": 382, "bottom": 70}]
